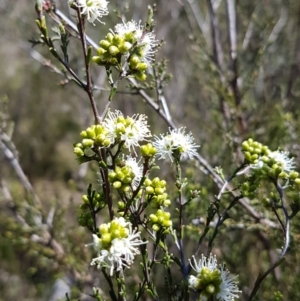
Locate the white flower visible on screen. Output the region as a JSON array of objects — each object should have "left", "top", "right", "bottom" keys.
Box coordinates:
[
  {"left": 269, "top": 150, "right": 295, "bottom": 173},
  {"left": 217, "top": 265, "right": 241, "bottom": 301},
  {"left": 189, "top": 254, "right": 241, "bottom": 301},
  {"left": 124, "top": 156, "right": 143, "bottom": 189},
  {"left": 153, "top": 127, "right": 199, "bottom": 161},
  {"left": 103, "top": 110, "right": 151, "bottom": 152},
  {"left": 90, "top": 217, "right": 147, "bottom": 275},
  {"left": 69, "top": 0, "right": 109, "bottom": 24},
  {"left": 114, "top": 20, "right": 158, "bottom": 66}
]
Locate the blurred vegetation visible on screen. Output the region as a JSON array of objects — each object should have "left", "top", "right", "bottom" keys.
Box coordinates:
[{"left": 1, "top": 0, "right": 300, "bottom": 300}]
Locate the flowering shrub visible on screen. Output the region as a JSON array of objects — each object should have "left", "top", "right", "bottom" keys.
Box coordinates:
[{"left": 5, "top": 1, "right": 297, "bottom": 301}]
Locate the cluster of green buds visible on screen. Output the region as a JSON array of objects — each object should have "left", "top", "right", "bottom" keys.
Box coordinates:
[
  {"left": 93, "top": 20, "right": 157, "bottom": 81},
  {"left": 240, "top": 179, "right": 259, "bottom": 199},
  {"left": 93, "top": 33, "right": 130, "bottom": 67},
  {"left": 108, "top": 165, "right": 136, "bottom": 192},
  {"left": 140, "top": 143, "right": 157, "bottom": 158},
  {"left": 144, "top": 177, "right": 171, "bottom": 208},
  {"left": 96, "top": 219, "right": 129, "bottom": 250},
  {"left": 78, "top": 191, "right": 106, "bottom": 228},
  {"left": 191, "top": 267, "right": 222, "bottom": 299},
  {"left": 242, "top": 138, "right": 300, "bottom": 183},
  {"left": 241, "top": 138, "right": 270, "bottom": 165},
  {"left": 149, "top": 209, "right": 172, "bottom": 233},
  {"left": 73, "top": 125, "right": 111, "bottom": 161}
]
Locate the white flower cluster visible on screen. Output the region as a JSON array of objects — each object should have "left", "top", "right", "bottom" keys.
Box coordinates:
[
  {"left": 103, "top": 110, "right": 151, "bottom": 152},
  {"left": 249, "top": 150, "right": 296, "bottom": 174},
  {"left": 69, "top": 0, "right": 109, "bottom": 24},
  {"left": 189, "top": 254, "right": 241, "bottom": 301},
  {"left": 153, "top": 127, "right": 199, "bottom": 162},
  {"left": 113, "top": 20, "right": 158, "bottom": 67},
  {"left": 90, "top": 217, "right": 146, "bottom": 275}
]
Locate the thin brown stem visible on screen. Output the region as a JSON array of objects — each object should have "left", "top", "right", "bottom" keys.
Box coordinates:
[{"left": 75, "top": 8, "right": 101, "bottom": 124}]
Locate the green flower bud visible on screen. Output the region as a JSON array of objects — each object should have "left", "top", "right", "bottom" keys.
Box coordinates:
[
  {"left": 205, "top": 284, "right": 216, "bottom": 294},
  {"left": 108, "top": 171, "right": 117, "bottom": 181},
  {"left": 112, "top": 34, "right": 124, "bottom": 45},
  {"left": 119, "top": 41, "right": 132, "bottom": 53},
  {"left": 244, "top": 151, "right": 252, "bottom": 162},
  {"left": 164, "top": 199, "right": 171, "bottom": 207},
  {"left": 149, "top": 214, "right": 158, "bottom": 223},
  {"left": 152, "top": 177, "right": 160, "bottom": 186},
  {"left": 123, "top": 177, "right": 133, "bottom": 184},
  {"left": 82, "top": 139, "right": 94, "bottom": 148},
  {"left": 106, "top": 33, "right": 113, "bottom": 42},
  {"left": 290, "top": 171, "right": 299, "bottom": 180},
  {"left": 113, "top": 181, "right": 122, "bottom": 189},
  {"left": 86, "top": 127, "right": 96, "bottom": 139},
  {"left": 124, "top": 32, "right": 135, "bottom": 42},
  {"left": 108, "top": 45, "right": 120, "bottom": 56},
  {"left": 135, "top": 72, "right": 147, "bottom": 81},
  {"left": 80, "top": 130, "right": 88, "bottom": 138},
  {"left": 118, "top": 201, "right": 125, "bottom": 209},
  {"left": 101, "top": 233, "right": 112, "bottom": 245},
  {"left": 74, "top": 147, "right": 84, "bottom": 157},
  {"left": 129, "top": 55, "right": 140, "bottom": 69},
  {"left": 279, "top": 172, "right": 288, "bottom": 179},
  {"left": 82, "top": 194, "right": 89, "bottom": 204},
  {"left": 144, "top": 178, "right": 152, "bottom": 186},
  {"left": 99, "top": 39, "right": 111, "bottom": 50},
  {"left": 92, "top": 56, "right": 105, "bottom": 65},
  {"left": 122, "top": 185, "right": 130, "bottom": 192},
  {"left": 155, "top": 187, "right": 165, "bottom": 195},
  {"left": 152, "top": 224, "right": 160, "bottom": 231},
  {"left": 137, "top": 62, "right": 148, "bottom": 71},
  {"left": 146, "top": 186, "right": 154, "bottom": 194},
  {"left": 97, "top": 47, "right": 107, "bottom": 55}
]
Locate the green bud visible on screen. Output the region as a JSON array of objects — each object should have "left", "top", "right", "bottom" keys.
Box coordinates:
[
  {"left": 152, "top": 224, "right": 160, "bottom": 231},
  {"left": 118, "top": 201, "right": 125, "bottom": 209},
  {"left": 108, "top": 45, "right": 120, "bottom": 56},
  {"left": 112, "top": 34, "right": 124, "bottom": 45},
  {"left": 82, "top": 139, "right": 94, "bottom": 148},
  {"left": 74, "top": 147, "right": 84, "bottom": 157},
  {"left": 99, "top": 39, "right": 111, "bottom": 50},
  {"left": 80, "top": 130, "right": 88, "bottom": 138},
  {"left": 101, "top": 233, "right": 112, "bottom": 245},
  {"left": 122, "top": 185, "right": 130, "bottom": 192},
  {"left": 97, "top": 47, "right": 107, "bottom": 55},
  {"left": 129, "top": 55, "right": 140, "bottom": 69},
  {"left": 124, "top": 32, "right": 135, "bottom": 42},
  {"left": 119, "top": 41, "right": 132, "bottom": 53},
  {"left": 155, "top": 187, "right": 165, "bottom": 195},
  {"left": 164, "top": 199, "right": 171, "bottom": 207},
  {"left": 137, "top": 70, "right": 149, "bottom": 82},
  {"left": 144, "top": 178, "right": 152, "bottom": 186},
  {"left": 113, "top": 181, "right": 122, "bottom": 189},
  {"left": 146, "top": 186, "right": 154, "bottom": 194},
  {"left": 123, "top": 177, "right": 133, "bottom": 184},
  {"left": 82, "top": 194, "right": 89, "bottom": 204},
  {"left": 149, "top": 214, "right": 158, "bottom": 223},
  {"left": 86, "top": 127, "right": 96, "bottom": 139},
  {"left": 106, "top": 33, "right": 113, "bottom": 42},
  {"left": 290, "top": 171, "right": 299, "bottom": 180},
  {"left": 92, "top": 56, "right": 106, "bottom": 65},
  {"left": 137, "top": 62, "right": 148, "bottom": 71},
  {"left": 205, "top": 284, "right": 216, "bottom": 294},
  {"left": 244, "top": 151, "right": 252, "bottom": 162},
  {"left": 279, "top": 172, "right": 288, "bottom": 179}
]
